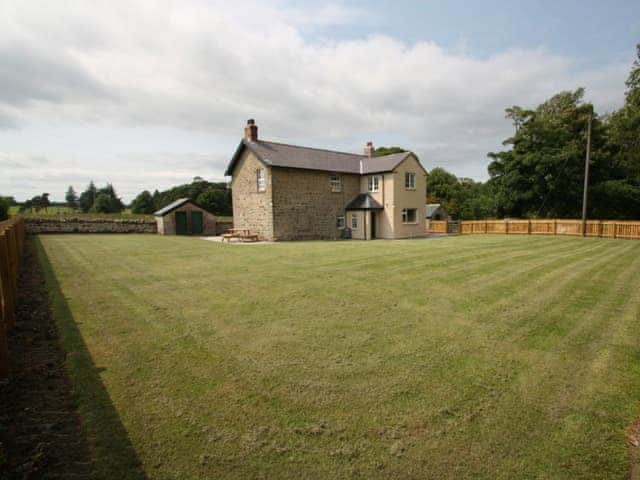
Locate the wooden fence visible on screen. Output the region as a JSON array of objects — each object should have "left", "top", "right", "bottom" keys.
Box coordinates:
[
  {"left": 0, "top": 217, "right": 26, "bottom": 379},
  {"left": 458, "top": 219, "right": 640, "bottom": 240}
]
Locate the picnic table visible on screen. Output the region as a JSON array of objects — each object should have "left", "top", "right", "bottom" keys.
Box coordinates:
[{"left": 221, "top": 228, "right": 259, "bottom": 243}]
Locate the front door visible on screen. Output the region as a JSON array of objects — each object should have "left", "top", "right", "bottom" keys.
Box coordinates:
[
  {"left": 175, "top": 211, "right": 188, "bottom": 235},
  {"left": 370, "top": 211, "right": 376, "bottom": 239},
  {"left": 191, "top": 211, "right": 203, "bottom": 235}
]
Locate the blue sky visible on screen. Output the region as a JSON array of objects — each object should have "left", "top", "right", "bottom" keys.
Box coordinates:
[
  {"left": 311, "top": 0, "right": 639, "bottom": 64},
  {"left": 1, "top": 0, "right": 638, "bottom": 201}
]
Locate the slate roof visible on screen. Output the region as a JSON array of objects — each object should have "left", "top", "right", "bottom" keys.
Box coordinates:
[
  {"left": 153, "top": 198, "right": 204, "bottom": 217},
  {"left": 345, "top": 193, "right": 384, "bottom": 210},
  {"left": 225, "top": 139, "right": 425, "bottom": 176},
  {"left": 425, "top": 203, "right": 446, "bottom": 218}
]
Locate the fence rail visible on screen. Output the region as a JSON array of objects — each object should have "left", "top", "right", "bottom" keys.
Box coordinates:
[
  {"left": 458, "top": 219, "right": 640, "bottom": 240},
  {"left": 0, "top": 217, "right": 26, "bottom": 378}
]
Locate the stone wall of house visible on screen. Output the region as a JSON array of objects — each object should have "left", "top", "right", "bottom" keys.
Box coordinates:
[
  {"left": 230, "top": 150, "right": 274, "bottom": 240},
  {"left": 271, "top": 168, "right": 360, "bottom": 240},
  {"left": 25, "top": 217, "right": 157, "bottom": 234}
]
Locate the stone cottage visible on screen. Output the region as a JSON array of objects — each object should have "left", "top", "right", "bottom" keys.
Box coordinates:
[{"left": 225, "top": 120, "right": 428, "bottom": 241}]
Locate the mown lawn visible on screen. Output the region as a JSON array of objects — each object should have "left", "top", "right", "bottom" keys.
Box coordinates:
[{"left": 36, "top": 234, "right": 640, "bottom": 479}]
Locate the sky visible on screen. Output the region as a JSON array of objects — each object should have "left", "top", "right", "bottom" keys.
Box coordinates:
[{"left": 1, "top": 0, "right": 639, "bottom": 202}]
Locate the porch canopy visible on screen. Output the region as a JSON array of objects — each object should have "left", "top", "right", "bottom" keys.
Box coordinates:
[{"left": 345, "top": 193, "right": 383, "bottom": 211}]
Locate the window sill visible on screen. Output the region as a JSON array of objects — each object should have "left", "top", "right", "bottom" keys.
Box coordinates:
[{"left": 402, "top": 222, "right": 419, "bottom": 225}]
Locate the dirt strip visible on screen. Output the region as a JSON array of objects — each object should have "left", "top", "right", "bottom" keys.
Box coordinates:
[{"left": 0, "top": 239, "right": 94, "bottom": 479}]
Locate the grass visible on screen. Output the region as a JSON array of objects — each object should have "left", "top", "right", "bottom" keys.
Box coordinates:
[{"left": 36, "top": 234, "right": 640, "bottom": 479}]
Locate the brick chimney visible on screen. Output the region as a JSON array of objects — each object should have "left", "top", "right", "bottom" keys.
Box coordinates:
[
  {"left": 364, "top": 141, "right": 374, "bottom": 157},
  {"left": 244, "top": 119, "right": 258, "bottom": 142}
]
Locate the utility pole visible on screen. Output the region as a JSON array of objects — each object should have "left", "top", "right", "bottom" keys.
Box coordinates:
[{"left": 581, "top": 113, "right": 592, "bottom": 237}]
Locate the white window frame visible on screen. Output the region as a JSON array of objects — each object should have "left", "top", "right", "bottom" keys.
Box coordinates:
[
  {"left": 351, "top": 213, "right": 358, "bottom": 229},
  {"left": 405, "top": 172, "right": 416, "bottom": 190},
  {"left": 330, "top": 174, "right": 342, "bottom": 192},
  {"left": 257, "top": 168, "right": 266, "bottom": 192},
  {"left": 337, "top": 216, "right": 345, "bottom": 229},
  {"left": 402, "top": 208, "right": 418, "bottom": 224},
  {"left": 368, "top": 175, "right": 379, "bottom": 192}
]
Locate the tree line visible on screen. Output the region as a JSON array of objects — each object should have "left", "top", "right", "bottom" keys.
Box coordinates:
[
  {"left": 428, "top": 44, "right": 640, "bottom": 220},
  {"left": 129, "top": 177, "right": 232, "bottom": 216}
]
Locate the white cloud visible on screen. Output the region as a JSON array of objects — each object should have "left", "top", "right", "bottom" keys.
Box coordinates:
[{"left": 0, "top": 0, "right": 630, "bottom": 200}]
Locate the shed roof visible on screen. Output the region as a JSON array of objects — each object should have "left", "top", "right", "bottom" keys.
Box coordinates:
[
  {"left": 345, "top": 193, "right": 384, "bottom": 210},
  {"left": 426, "top": 203, "right": 446, "bottom": 218},
  {"left": 154, "top": 198, "right": 207, "bottom": 217},
  {"left": 225, "top": 139, "right": 425, "bottom": 177}
]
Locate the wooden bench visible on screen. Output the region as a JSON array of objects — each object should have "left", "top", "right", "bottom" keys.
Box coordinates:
[{"left": 222, "top": 229, "right": 259, "bottom": 243}]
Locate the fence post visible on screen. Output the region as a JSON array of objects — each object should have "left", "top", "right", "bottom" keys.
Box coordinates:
[
  {"left": 505, "top": 220, "right": 510, "bottom": 234},
  {"left": 0, "top": 301, "right": 8, "bottom": 379},
  {"left": 527, "top": 220, "right": 531, "bottom": 235},
  {"left": 0, "top": 234, "right": 15, "bottom": 331},
  {"left": 6, "top": 227, "right": 18, "bottom": 302},
  {"left": 613, "top": 222, "right": 618, "bottom": 239}
]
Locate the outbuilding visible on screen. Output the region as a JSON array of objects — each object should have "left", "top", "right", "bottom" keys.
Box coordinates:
[
  {"left": 154, "top": 198, "right": 216, "bottom": 236},
  {"left": 425, "top": 203, "right": 449, "bottom": 221}
]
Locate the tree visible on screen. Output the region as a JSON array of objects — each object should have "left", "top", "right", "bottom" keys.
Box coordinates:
[
  {"left": 601, "top": 43, "right": 640, "bottom": 218},
  {"left": 131, "top": 190, "right": 156, "bottom": 214},
  {"left": 141, "top": 179, "right": 232, "bottom": 216},
  {"left": 0, "top": 197, "right": 8, "bottom": 221},
  {"left": 92, "top": 184, "right": 124, "bottom": 213},
  {"left": 374, "top": 146, "right": 406, "bottom": 157},
  {"left": 427, "top": 167, "right": 496, "bottom": 219},
  {"left": 487, "top": 89, "right": 605, "bottom": 218},
  {"left": 65, "top": 186, "right": 78, "bottom": 210},
  {"left": 39, "top": 193, "right": 50, "bottom": 212},
  {"left": 92, "top": 193, "right": 114, "bottom": 213},
  {"left": 197, "top": 187, "right": 230, "bottom": 215},
  {"left": 79, "top": 181, "right": 97, "bottom": 213}
]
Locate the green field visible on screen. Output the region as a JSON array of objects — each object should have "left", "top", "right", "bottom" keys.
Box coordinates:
[{"left": 36, "top": 234, "right": 640, "bottom": 479}]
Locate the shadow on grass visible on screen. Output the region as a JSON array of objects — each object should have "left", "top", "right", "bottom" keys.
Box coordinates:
[{"left": 34, "top": 236, "right": 147, "bottom": 480}]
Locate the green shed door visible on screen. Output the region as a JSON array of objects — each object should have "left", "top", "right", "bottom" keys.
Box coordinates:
[
  {"left": 175, "top": 211, "right": 188, "bottom": 235},
  {"left": 191, "top": 211, "right": 203, "bottom": 235}
]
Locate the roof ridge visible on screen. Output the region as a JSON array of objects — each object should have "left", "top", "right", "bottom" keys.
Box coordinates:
[{"left": 256, "top": 139, "right": 410, "bottom": 160}]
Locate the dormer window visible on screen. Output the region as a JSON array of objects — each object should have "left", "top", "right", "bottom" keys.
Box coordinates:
[
  {"left": 257, "top": 168, "right": 266, "bottom": 192},
  {"left": 367, "top": 175, "right": 379, "bottom": 192}
]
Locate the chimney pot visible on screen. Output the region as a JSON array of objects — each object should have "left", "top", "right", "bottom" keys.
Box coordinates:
[
  {"left": 244, "top": 119, "right": 258, "bottom": 141},
  {"left": 364, "top": 141, "right": 374, "bottom": 157}
]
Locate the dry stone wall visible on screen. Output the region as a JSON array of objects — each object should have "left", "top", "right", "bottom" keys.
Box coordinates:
[{"left": 25, "top": 217, "right": 157, "bottom": 234}]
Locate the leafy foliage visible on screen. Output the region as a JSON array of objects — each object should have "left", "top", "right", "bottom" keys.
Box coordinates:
[
  {"left": 143, "top": 179, "right": 232, "bottom": 216},
  {"left": 78, "top": 181, "right": 97, "bottom": 213},
  {"left": 373, "top": 146, "right": 406, "bottom": 157},
  {"left": 65, "top": 186, "right": 78, "bottom": 210},
  {"left": 427, "top": 167, "right": 496, "bottom": 219},
  {"left": 77, "top": 182, "right": 124, "bottom": 213},
  {"left": 130, "top": 190, "right": 156, "bottom": 214}
]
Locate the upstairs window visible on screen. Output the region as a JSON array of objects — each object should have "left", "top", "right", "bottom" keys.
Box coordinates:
[
  {"left": 405, "top": 172, "right": 416, "bottom": 190},
  {"left": 337, "top": 216, "right": 345, "bottom": 229},
  {"left": 368, "top": 175, "right": 379, "bottom": 192},
  {"left": 330, "top": 174, "right": 342, "bottom": 192},
  {"left": 257, "top": 168, "right": 266, "bottom": 192},
  {"left": 402, "top": 208, "right": 417, "bottom": 224}
]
